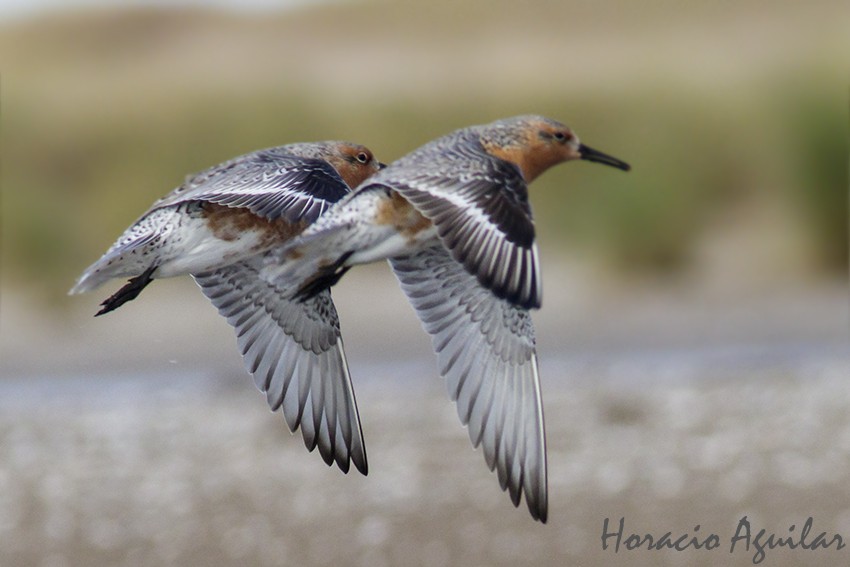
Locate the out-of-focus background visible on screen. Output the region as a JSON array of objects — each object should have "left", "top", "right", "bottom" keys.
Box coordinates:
[{"left": 1, "top": 0, "right": 848, "bottom": 565}]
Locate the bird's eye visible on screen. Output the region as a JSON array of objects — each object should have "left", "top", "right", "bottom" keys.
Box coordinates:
[
  {"left": 553, "top": 131, "right": 569, "bottom": 142},
  {"left": 356, "top": 152, "right": 370, "bottom": 164}
]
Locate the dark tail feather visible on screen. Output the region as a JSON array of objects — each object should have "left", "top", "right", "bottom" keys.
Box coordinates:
[{"left": 95, "top": 265, "right": 157, "bottom": 316}]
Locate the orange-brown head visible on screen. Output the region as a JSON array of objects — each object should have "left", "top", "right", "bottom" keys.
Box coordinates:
[
  {"left": 321, "top": 142, "right": 384, "bottom": 189},
  {"left": 479, "top": 115, "right": 630, "bottom": 183}
]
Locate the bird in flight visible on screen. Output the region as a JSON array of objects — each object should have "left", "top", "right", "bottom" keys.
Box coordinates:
[
  {"left": 263, "top": 115, "right": 631, "bottom": 522},
  {"left": 70, "top": 141, "right": 384, "bottom": 475}
]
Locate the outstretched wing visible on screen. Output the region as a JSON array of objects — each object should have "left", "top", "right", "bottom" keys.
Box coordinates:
[
  {"left": 389, "top": 243, "right": 547, "bottom": 522},
  {"left": 156, "top": 148, "right": 350, "bottom": 224},
  {"left": 194, "top": 257, "right": 367, "bottom": 475},
  {"left": 383, "top": 152, "right": 541, "bottom": 310}
]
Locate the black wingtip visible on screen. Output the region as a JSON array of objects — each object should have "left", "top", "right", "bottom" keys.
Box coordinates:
[
  {"left": 527, "top": 490, "right": 548, "bottom": 523},
  {"left": 354, "top": 455, "right": 368, "bottom": 476},
  {"left": 335, "top": 455, "right": 368, "bottom": 476},
  {"left": 94, "top": 265, "right": 157, "bottom": 316},
  {"left": 330, "top": 454, "right": 368, "bottom": 476},
  {"left": 319, "top": 447, "right": 336, "bottom": 468}
]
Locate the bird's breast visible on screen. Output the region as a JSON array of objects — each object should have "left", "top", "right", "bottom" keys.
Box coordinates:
[
  {"left": 373, "top": 191, "right": 433, "bottom": 241},
  {"left": 202, "top": 203, "right": 307, "bottom": 248}
]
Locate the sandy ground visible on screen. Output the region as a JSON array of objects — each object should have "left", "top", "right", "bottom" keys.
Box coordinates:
[{"left": 1, "top": 269, "right": 848, "bottom": 566}]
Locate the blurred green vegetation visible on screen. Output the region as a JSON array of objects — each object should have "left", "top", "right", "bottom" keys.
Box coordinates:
[
  {"left": 1, "top": 2, "right": 847, "bottom": 301},
  {"left": 782, "top": 86, "right": 849, "bottom": 271}
]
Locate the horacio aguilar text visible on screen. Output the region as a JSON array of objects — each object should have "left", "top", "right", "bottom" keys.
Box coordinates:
[{"left": 601, "top": 516, "right": 845, "bottom": 564}]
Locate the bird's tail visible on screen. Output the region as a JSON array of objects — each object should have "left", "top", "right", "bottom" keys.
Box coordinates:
[
  {"left": 68, "top": 207, "right": 176, "bottom": 295},
  {"left": 69, "top": 245, "right": 152, "bottom": 295}
]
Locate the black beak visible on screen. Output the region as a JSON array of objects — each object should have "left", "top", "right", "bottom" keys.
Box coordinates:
[
  {"left": 378, "top": 162, "right": 387, "bottom": 170},
  {"left": 579, "top": 144, "right": 631, "bottom": 171}
]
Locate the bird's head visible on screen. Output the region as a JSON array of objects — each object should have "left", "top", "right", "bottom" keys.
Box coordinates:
[
  {"left": 325, "top": 142, "right": 385, "bottom": 189},
  {"left": 480, "top": 115, "right": 630, "bottom": 182}
]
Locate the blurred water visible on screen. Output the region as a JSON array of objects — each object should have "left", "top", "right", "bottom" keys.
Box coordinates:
[{"left": 4, "top": 338, "right": 846, "bottom": 407}]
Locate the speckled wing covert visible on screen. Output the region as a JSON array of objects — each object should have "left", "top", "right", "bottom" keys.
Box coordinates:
[
  {"left": 389, "top": 243, "right": 547, "bottom": 522},
  {"left": 194, "top": 257, "right": 367, "bottom": 475},
  {"left": 381, "top": 146, "right": 542, "bottom": 310},
  {"left": 154, "top": 148, "right": 351, "bottom": 224}
]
